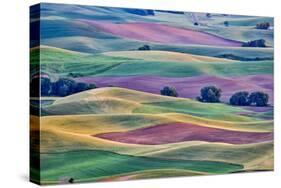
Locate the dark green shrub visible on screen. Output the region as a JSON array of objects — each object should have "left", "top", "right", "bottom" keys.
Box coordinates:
[
  {"left": 160, "top": 86, "right": 178, "bottom": 97},
  {"left": 242, "top": 39, "right": 266, "bottom": 47},
  {"left": 256, "top": 22, "right": 270, "bottom": 30},
  {"left": 68, "top": 178, "right": 74, "bottom": 183},
  {"left": 224, "top": 21, "right": 229, "bottom": 27},
  {"left": 248, "top": 91, "right": 269, "bottom": 107},
  {"left": 138, "top": 45, "right": 151, "bottom": 51},
  {"left": 197, "top": 86, "right": 221, "bottom": 103},
  {"left": 53, "top": 78, "right": 77, "bottom": 97},
  {"left": 229, "top": 91, "right": 250, "bottom": 106}
]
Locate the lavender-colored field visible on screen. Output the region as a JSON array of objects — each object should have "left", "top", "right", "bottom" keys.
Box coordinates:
[
  {"left": 95, "top": 122, "right": 273, "bottom": 145},
  {"left": 76, "top": 74, "right": 273, "bottom": 104},
  {"left": 81, "top": 20, "right": 243, "bottom": 47}
]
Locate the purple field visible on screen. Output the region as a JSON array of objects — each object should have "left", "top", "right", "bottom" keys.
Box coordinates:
[
  {"left": 76, "top": 74, "right": 273, "bottom": 104},
  {"left": 81, "top": 20, "right": 243, "bottom": 47},
  {"left": 95, "top": 122, "right": 273, "bottom": 145}
]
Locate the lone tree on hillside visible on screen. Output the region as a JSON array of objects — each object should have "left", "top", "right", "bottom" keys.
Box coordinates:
[
  {"left": 138, "top": 45, "right": 151, "bottom": 51},
  {"left": 160, "top": 86, "right": 178, "bottom": 97},
  {"left": 229, "top": 91, "right": 250, "bottom": 106},
  {"left": 224, "top": 21, "right": 229, "bottom": 27},
  {"left": 248, "top": 91, "right": 269, "bottom": 107},
  {"left": 197, "top": 86, "right": 222, "bottom": 103},
  {"left": 68, "top": 178, "right": 74, "bottom": 184}
]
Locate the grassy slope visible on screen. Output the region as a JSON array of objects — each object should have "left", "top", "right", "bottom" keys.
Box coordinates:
[
  {"left": 36, "top": 112, "right": 272, "bottom": 154},
  {"left": 40, "top": 150, "right": 243, "bottom": 184},
  {"left": 146, "top": 12, "right": 273, "bottom": 45},
  {"left": 33, "top": 46, "right": 273, "bottom": 78},
  {"left": 41, "top": 34, "right": 274, "bottom": 57},
  {"left": 103, "top": 50, "right": 236, "bottom": 63},
  {"left": 30, "top": 46, "right": 131, "bottom": 76},
  {"left": 147, "top": 141, "right": 273, "bottom": 171},
  {"left": 93, "top": 60, "right": 272, "bottom": 77},
  {"left": 100, "top": 169, "right": 205, "bottom": 181},
  {"left": 37, "top": 88, "right": 272, "bottom": 174},
  {"left": 42, "top": 87, "right": 266, "bottom": 123},
  {"left": 37, "top": 88, "right": 273, "bottom": 155}
]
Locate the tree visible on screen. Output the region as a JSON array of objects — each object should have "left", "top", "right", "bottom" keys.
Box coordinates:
[
  {"left": 206, "top": 13, "right": 212, "bottom": 18},
  {"left": 242, "top": 39, "right": 266, "bottom": 47},
  {"left": 68, "top": 178, "right": 74, "bottom": 183},
  {"left": 229, "top": 91, "right": 250, "bottom": 106},
  {"left": 197, "top": 86, "right": 221, "bottom": 103},
  {"left": 224, "top": 21, "right": 229, "bottom": 27},
  {"left": 52, "top": 78, "right": 77, "bottom": 97},
  {"left": 40, "top": 77, "right": 52, "bottom": 96},
  {"left": 160, "top": 86, "right": 178, "bottom": 97},
  {"left": 31, "top": 75, "right": 98, "bottom": 97},
  {"left": 256, "top": 22, "right": 270, "bottom": 30},
  {"left": 248, "top": 91, "right": 269, "bottom": 107},
  {"left": 138, "top": 45, "right": 151, "bottom": 51},
  {"left": 75, "top": 82, "right": 96, "bottom": 93}
]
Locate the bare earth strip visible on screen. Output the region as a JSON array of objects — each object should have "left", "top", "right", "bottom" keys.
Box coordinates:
[{"left": 95, "top": 122, "right": 273, "bottom": 145}]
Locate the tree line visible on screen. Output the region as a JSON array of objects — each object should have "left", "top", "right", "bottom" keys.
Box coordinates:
[
  {"left": 31, "top": 76, "right": 269, "bottom": 107},
  {"left": 31, "top": 76, "right": 96, "bottom": 97},
  {"left": 160, "top": 86, "right": 269, "bottom": 107}
]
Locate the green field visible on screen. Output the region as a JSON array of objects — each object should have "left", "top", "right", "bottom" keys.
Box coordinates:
[
  {"left": 40, "top": 150, "right": 243, "bottom": 184},
  {"left": 31, "top": 47, "right": 273, "bottom": 78}
]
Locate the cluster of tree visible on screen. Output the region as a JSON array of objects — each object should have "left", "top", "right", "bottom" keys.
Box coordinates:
[
  {"left": 196, "top": 86, "right": 222, "bottom": 103},
  {"left": 138, "top": 45, "right": 151, "bottom": 51},
  {"left": 256, "top": 22, "right": 270, "bottom": 30},
  {"left": 242, "top": 39, "right": 266, "bottom": 47},
  {"left": 31, "top": 77, "right": 96, "bottom": 97},
  {"left": 194, "top": 86, "right": 269, "bottom": 107},
  {"left": 159, "top": 85, "right": 269, "bottom": 107},
  {"left": 160, "top": 86, "right": 178, "bottom": 97},
  {"left": 215, "top": 54, "right": 273, "bottom": 61},
  {"left": 230, "top": 91, "right": 269, "bottom": 107}
]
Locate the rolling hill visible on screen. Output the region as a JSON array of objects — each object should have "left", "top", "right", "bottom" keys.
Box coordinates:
[
  {"left": 33, "top": 87, "right": 273, "bottom": 184},
  {"left": 31, "top": 4, "right": 274, "bottom": 185},
  {"left": 34, "top": 46, "right": 273, "bottom": 78},
  {"left": 81, "top": 20, "right": 243, "bottom": 47},
  {"left": 103, "top": 50, "right": 236, "bottom": 63}
]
